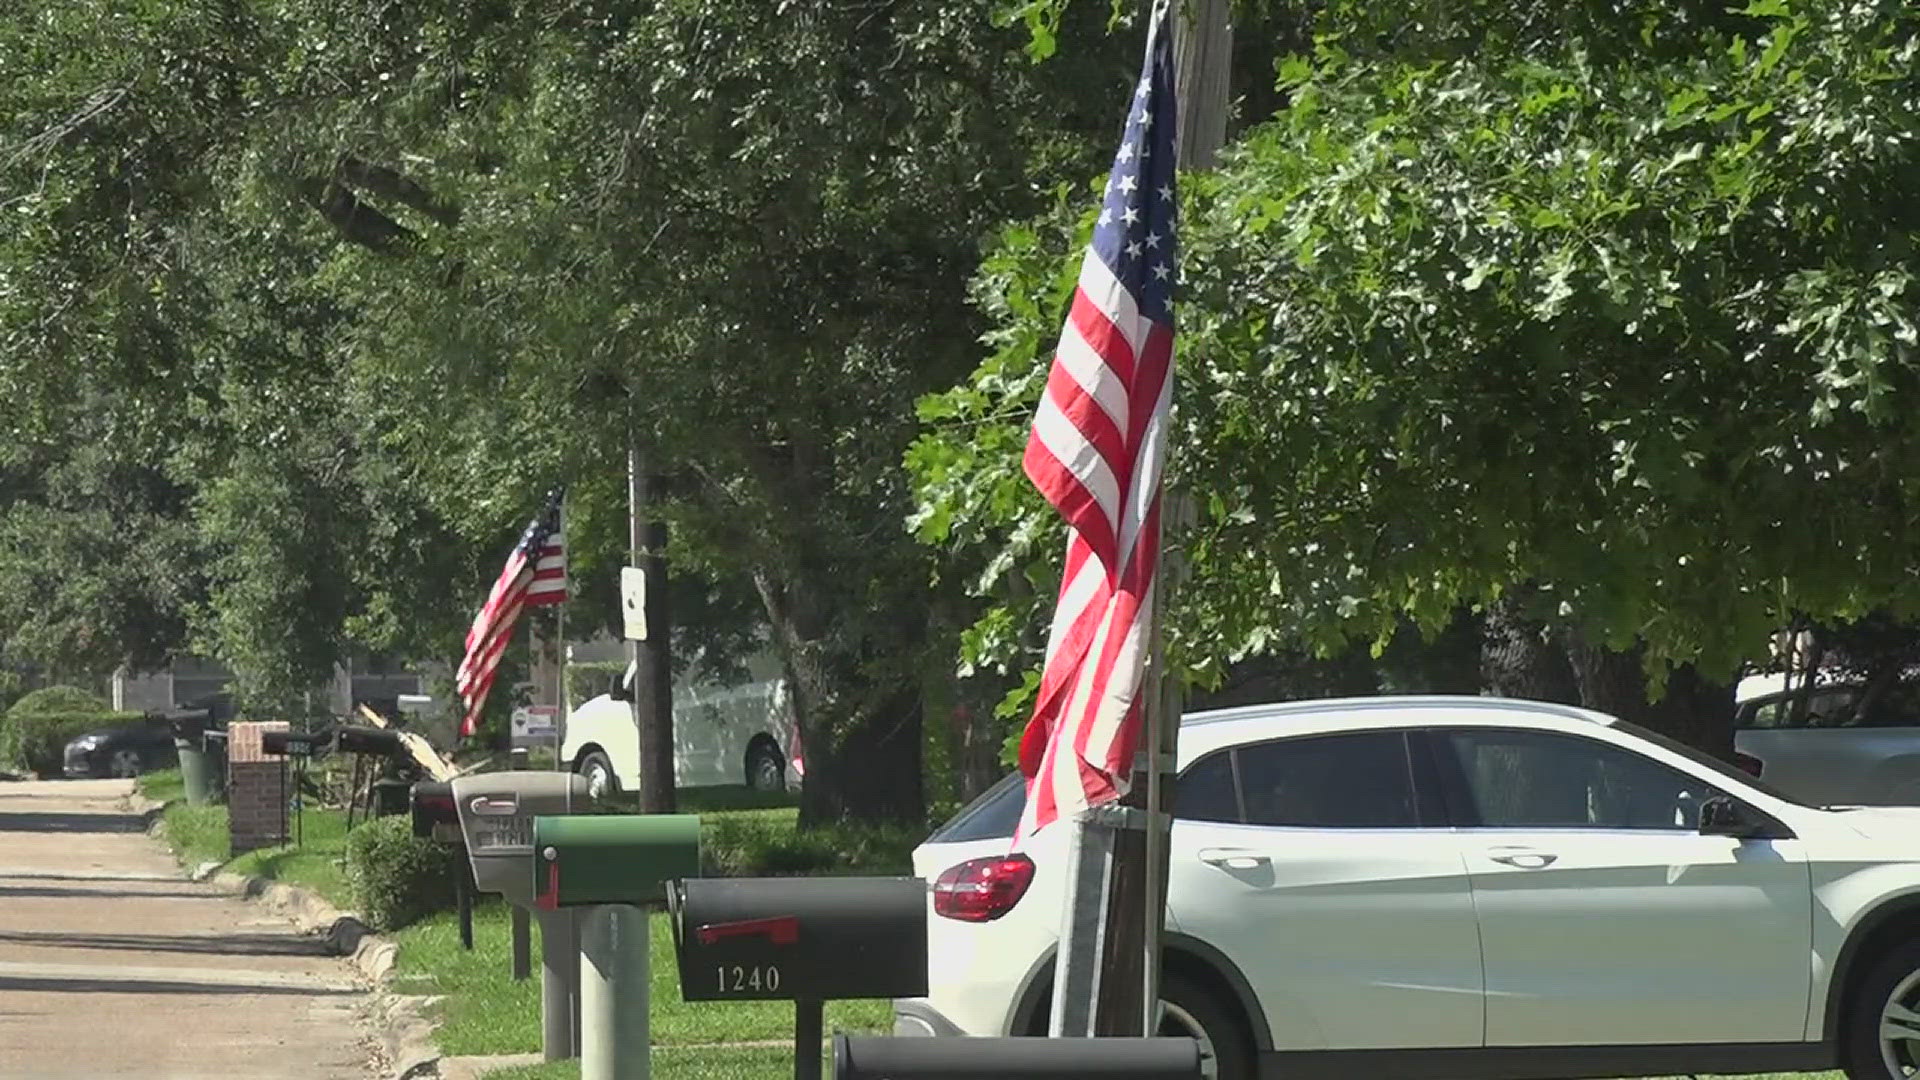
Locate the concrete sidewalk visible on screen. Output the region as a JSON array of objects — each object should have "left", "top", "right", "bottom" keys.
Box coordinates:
[{"left": 0, "top": 778, "right": 378, "bottom": 1079}]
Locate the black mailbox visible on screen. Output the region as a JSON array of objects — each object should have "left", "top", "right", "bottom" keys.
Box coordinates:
[
  {"left": 833, "top": 1036, "right": 1203, "bottom": 1080},
  {"left": 669, "top": 876, "right": 927, "bottom": 1003},
  {"left": 262, "top": 727, "right": 333, "bottom": 757},
  {"left": 334, "top": 725, "right": 402, "bottom": 756},
  {"left": 166, "top": 713, "right": 211, "bottom": 742},
  {"left": 411, "top": 781, "right": 460, "bottom": 841}
]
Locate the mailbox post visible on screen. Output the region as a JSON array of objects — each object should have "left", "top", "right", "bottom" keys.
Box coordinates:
[
  {"left": 409, "top": 782, "right": 473, "bottom": 950},
  {"left": 448, "top": 773, "right": 595, "bottom": 1062},
  {"left": 670, "top": 876, "right": 928, "bottom": 1080},
  {"left": 531, "top": 814, "right": 701, "bottom": 1080}
]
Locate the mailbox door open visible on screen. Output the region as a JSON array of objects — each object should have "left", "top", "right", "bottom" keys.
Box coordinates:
[
  {"left": 411, "top": 781, "right": 459, "bottom": 840},
  {"left": 532, "top": 814, "right": 702, "bottom": 908},
  {"left": 670, "top": 876, "right": 927, "bottom": 1002}
]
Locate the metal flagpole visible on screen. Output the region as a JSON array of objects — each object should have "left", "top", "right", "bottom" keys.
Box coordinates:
[
  {"left": 1049, "top": 2, "right": 1178, "bottom": 1038},
  {"left": 1139, "top": 0, "right": 1229, "bottom": 1030},
  {"left": 556, "top": 489, "right": 569, "bottom": 769}
]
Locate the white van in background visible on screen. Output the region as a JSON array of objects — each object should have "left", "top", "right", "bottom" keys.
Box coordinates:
[{"left": 561, "top": 667, "right": 804, "bottom": 799}]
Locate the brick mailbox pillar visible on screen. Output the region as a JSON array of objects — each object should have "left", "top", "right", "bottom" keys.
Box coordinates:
[{"left": 228, "top": 721, "right": 291, "bottom": 855}]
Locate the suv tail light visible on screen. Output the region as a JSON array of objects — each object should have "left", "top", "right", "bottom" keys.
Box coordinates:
[
  {"left": 932, "top": 853, "right": 1035, "bottom": 922},
  {"left": 1735, "top": 751, "right": 1765, "bottom": 777}
]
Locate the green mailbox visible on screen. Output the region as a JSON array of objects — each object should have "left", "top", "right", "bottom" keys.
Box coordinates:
[{"left": 532, "top": 814, "right": 703, "bottom": 909}]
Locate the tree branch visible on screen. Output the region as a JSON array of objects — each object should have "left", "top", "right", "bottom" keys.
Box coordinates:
[
  {"left": 337, "top": 157, "right": 460, "bottom": 228},
  {"left": 296, "top": 177, "right": 416, "bottom": 253}
]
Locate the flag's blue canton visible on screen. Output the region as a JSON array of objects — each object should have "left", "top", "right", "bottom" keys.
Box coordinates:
[
  {"left": 1091, "top": 15, "right": 1178, "bottom": 325},
  {"left": 517, "top": 487, "right": 564, "bottom": 558}
]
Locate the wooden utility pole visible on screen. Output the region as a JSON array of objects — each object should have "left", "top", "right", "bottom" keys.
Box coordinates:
[
  {"left": 629, "top": 433, "right": 676, "bottom": 813},
  {"left": 1084, "top": 0, "right": 1233, "bottom": 1039}
]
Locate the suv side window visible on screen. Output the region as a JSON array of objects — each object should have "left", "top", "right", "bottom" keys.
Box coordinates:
[
  {"left": 1740, "top": 687, "right": 1859, "bottom": 730},
  {"left": 1232, "top": 731, "right": 1422, "bottom": 828},
  {"left": 1444, "top": 729, "right": 1721, "bottom": 831},
  {"left": 1173, "top": 751, "right": 1240, "bottom": 823},
  {"left": 1848, "top": 680, "right": 1920, "bottom": 729}
]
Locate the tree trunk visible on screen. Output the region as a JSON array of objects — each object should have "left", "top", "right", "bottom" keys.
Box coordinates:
[
  {"left": 950, "top": 677, "right": 1010, "bottom": 802},
  {"left": 754, "top": 569, "right": 925, "bottom": 827},
  {"left": 1565, "top": 636, "right": 1737, "bottom": 761},
  {"left": 1378, "top": 607, "right": 1485, "bottom": 694},
  {"left": 1481, "top": 588, "right": 1580, "bottom": 703},
  {"left": 780, "top": 641, "right": 924, "bottom": 826}
]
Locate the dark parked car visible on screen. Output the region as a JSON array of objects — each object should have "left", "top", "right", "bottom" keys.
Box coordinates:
[{"left": 62, "top": 693, "right": 235, "bottom": 779}]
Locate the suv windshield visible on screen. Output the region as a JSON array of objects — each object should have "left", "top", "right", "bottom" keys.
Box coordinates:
[{"left": 1611, "top": 719, "right": 1810, "bottom": 807}]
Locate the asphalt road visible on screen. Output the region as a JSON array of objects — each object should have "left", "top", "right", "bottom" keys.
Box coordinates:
[{"left": 0, "top": 778, "right": 376, "bottom": 1079}]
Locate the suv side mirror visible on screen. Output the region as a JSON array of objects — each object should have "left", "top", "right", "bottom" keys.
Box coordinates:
[
  {"left": 1699, "top": 795, "right": 1783, "bottom": 839},
  {"left": 606, "top": 660, "right": 637, "bottom": 703}
]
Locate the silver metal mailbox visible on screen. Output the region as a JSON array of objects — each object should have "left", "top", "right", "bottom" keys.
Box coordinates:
[{"left": 450, "top": 772, "right": 591, "bottom": 907}]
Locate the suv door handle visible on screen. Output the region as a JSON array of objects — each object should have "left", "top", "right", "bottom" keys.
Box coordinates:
[
  {"left": 1487, "top": 848, "right": 1559, "bottom": 869},
  {"left": 1198, "top": 847, "right": 1271, "bottom": 870}
]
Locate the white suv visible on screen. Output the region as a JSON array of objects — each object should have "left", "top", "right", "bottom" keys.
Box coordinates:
[{"left": 897, "top": 696, "right": 1920, "bottom": 1080}]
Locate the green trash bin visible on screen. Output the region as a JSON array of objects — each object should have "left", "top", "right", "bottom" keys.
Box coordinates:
[
  {"left": 169, "top": 714, "right": 213, "bottom": 806},
  {"left": 203, "top": 728, "right": 228, "bottom": 804}
]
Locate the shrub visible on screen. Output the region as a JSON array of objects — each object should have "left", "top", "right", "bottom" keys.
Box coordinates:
[
  {"left": 344, "top": 814, "right": 460, "bottom": 932},
  {"left": 701, "top": 815, "right": 920, "bottom": 878},
  {"left": 0, "top": 708, "right": 145, "bottom": 776},
  {"left": 0, "top": 670, "right": 22, "bottom": 714},
  {"left": 8, "top": 685, "right": 109, "bottom": 715}
]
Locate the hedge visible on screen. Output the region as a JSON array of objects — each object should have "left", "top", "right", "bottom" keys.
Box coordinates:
[
  {"left": 0, "top": 709, "right": 145, "bottom": 776},
  {"left": 8, "top": 685, "right": 109, "bottom": 715},
  {"left": 345, "top": 814, "right": 460, "bottom": 931},
  {"left": 701, "top": 815, "right": 919, "bottom": 878}
]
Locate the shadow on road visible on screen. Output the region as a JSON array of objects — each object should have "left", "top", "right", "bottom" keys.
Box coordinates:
[
  {"left": 0, "top": 810, "right": 147, "bottom": 834},
  {"left": 0, "top": 871, "right": 181, "bottom": 884},
  {"left": 0, "top": 884, "right": 211, "bottom": 900},
  {"left": 0, "top": 929, "right": 333, "bottom": 958},
  {"left": 0, "top": 974, "right": 358, "bottom": 997}
]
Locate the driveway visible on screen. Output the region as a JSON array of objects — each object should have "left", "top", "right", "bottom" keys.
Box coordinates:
[{"left": 0, "top": 778, "right": 376, "bottom": 1079}]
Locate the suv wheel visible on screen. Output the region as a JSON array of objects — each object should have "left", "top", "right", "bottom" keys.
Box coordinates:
[
  {"left": 579, "top": 751, "right": 620, "bottom": 800},
  {"left": 746, "top": 742, "right": 785, "bottom": 792},
  {"left": 109, "top": 749, "right": 144, "bottom": 779},
  {"left": 1845, "top": 937, "right": 1920, "bottom": 1078},
  {"left": 1156, "top": 975, "right": 1254, "bottom": 1080}
]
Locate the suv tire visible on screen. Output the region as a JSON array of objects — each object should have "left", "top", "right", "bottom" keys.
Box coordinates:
[
  {"left": 579, "top": 750, "right": 621, "bottom": 800},
  {"left": 1844, "top": 936, "right": 1920, "bottom": 1078},
  {"left": 746, "top": 741, "right": 786, "bottom": 792},
  {"left": 1157, "top": 974, "right": 1254, "bottom": 1080}
]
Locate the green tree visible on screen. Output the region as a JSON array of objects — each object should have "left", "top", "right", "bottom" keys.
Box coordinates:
[
  {"left": 208, "top": 0, "right": 1136, "bottom": 823},
  {"left": 911, "top": 0, "right": 1920, "bottom": 752}
]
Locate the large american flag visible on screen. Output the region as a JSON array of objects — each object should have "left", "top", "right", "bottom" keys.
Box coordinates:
[
  {"left": 1015, "top": 7, "right": 1178, "bottom": 844},
  {"left": 456, "top": 487, "right": 568, "bottom": 739}
]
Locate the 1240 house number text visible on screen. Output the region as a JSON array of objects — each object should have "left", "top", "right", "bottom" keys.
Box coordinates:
[{"left": 717, "top": 965, "right": 781, "bottom": 994}]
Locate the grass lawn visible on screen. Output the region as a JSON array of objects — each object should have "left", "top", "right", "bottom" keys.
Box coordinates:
[
  {"left": 391, "top": 900, "right": 889, "bottom": 1057},
  {"left": 481, "top": 1046, "right": 813, "bottom": 1080},
  {"left": 138, "top": 767, "right": 358, "bottom": 906},
  {"left": 139, "top": 767, "right": 186, "bottom": 804}
]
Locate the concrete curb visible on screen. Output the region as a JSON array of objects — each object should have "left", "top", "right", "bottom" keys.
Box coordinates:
[
  {"left": 123, "top": 790, "right": 169, "bottom": 834},
  {"left": 125, "top": 787, "right": 445, "bottom": 1080},
  {"left": 434, "top": 1053, "right": 542, "bottom": 1080}
]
